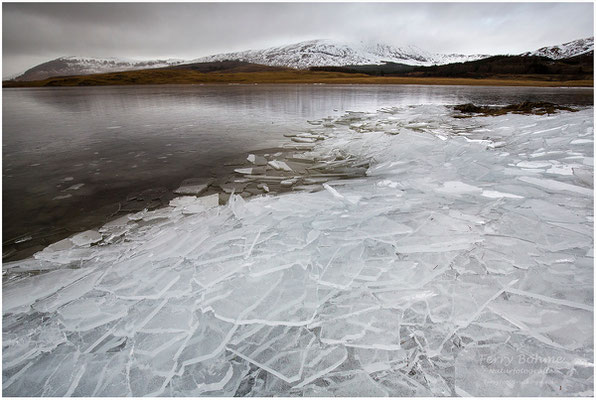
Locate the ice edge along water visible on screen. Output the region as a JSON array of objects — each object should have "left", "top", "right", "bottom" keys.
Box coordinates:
[{"left": 2, "top": 105, "right": 594, "bottom": 396}]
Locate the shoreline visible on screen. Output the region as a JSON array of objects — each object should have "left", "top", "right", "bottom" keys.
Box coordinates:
[
  {"left": 2, "top": 147, "right": 286, "bottom": 263},
  {"left": 3, "top": 139, "right": 367, "bottom": 264},
  {"left": 3, "top": 101, "right": 591, "bottom": 264},
  {"left": 3, "top": 72, "right": 594, "bottom": 88}
]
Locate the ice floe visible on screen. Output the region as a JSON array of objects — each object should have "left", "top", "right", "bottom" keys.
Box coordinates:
[
  {"left": 174, "top": 178, "right": 214, "bottom": 196},
  {"left": 2, "top": 104, "right": 593, "bottom": 396},
  {"left": 65, "top": 183, "right": 85, "bottom": 191}
]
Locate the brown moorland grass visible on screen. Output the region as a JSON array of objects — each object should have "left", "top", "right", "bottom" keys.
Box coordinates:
[{"left": 3, "top": 68, "right": 594, "bottom": 88}]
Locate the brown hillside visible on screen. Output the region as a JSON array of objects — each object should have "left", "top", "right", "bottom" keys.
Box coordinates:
[{"left": 3, "top": 61, "right": 593, "bottom": 88}]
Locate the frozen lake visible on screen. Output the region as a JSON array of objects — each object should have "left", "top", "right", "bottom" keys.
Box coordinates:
[
  {"left": 2, "top": 99, "right": 594, "bottom": 397},
  {"left": 2, "top": 85, "right": 594, "bottom": 396},
  {"left": 2, "top": 84, "right": 593, "bottom": 258}
]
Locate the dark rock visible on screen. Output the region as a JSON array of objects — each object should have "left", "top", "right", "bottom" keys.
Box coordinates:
[{"left": 454, "top": 102, "right": 577, "bottom": 117}]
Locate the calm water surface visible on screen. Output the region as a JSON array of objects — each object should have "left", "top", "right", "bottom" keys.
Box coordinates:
[{"left": 2, "top": 84, "right": 593, "bottom": 258}]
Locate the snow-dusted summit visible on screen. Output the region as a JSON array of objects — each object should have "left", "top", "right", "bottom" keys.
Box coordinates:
[
  {"left": 8, "top": 37, "right": 594, "bottom": 81},
  {"left": 192, "top": 39, "right": 490, "bottom": 69},
  {"left": 520, "top": 37, "right": 594, "bottom": 59},
  {"left": 12, "top": 56, "right": 185, "bottom": 81},
  {"left": 9, "top": 41, "right": 489, "bottom": 81}
]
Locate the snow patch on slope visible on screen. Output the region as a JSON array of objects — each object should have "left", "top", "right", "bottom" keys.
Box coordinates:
[
  {"left": 521, "top": 37, "right": 594, "bottom": 59},
  {"left": 10, "top": 36, "right": 594, "bottom": 80},
  {"left": 12, "top": 56, "right": 186, "bottom": 81},
  {"left": 192, "top": 39, "right": 490, "bottom": 69}
]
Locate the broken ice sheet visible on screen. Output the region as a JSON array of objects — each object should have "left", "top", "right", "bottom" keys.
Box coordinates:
[
  {"left": 2, "top": 105, "right": 593, "bottom": 396},
  {"left": 301, "top": 369, "right": 389, "bottom": 396},
  {"left": 166, "top": 355, "right": 248, "bottom": 396},
  {"left": 3, "top": 268, "right": 99, "bottom": 314},
  {"left": 241, "top": 264, "right": 335, "bottom": 325},
  {"left": 488, "top": 292, "right": 593, "bottom": 351},
  {"left": 227, "top": 325, "right": 316, "bottom": 383},
  {"left": 353, "top": 347, "right": 408, "bottom": 374},
  {"left": 3, "top": 316, "right": 67, "bottom": 372},
  {"left": 200, "top": 271, "right": 284, "bottom": 323},
  {"left": 316, "top": 242, "right": 366, "bottom": 289},
  {"left": 31, "top": 269, "right": 104, "bottom": 314},
  {"left": 139, "top": 298, "right": 195, "bottom": 334},
  {"left": 169, "top": 193, "right": 219, "bottom": 214},
  {"left": 174, "top": 311, "right": 237, "bottom": 368},
  {"left": 268, "top": 160, "right": 293, "bottom": 172},
  {"left": 70, "top": 230, "right": 102, "bottom": 247},
  {"left": 56, "top": 294, "right": 131, "bottom": 332},
  {"left": 319, "top": 308, "right": 401, "bottom": 350},
  {"left": 173, "top": 178, "right": 214, "bottom": 196},
  {"left": 3, "top": 343, "right": 87, "bottom": 397},
  {"left": 226, "top": 325, "right": 348, "bottom": 390}
]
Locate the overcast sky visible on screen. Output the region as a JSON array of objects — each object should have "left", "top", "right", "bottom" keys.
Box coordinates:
[{"left": 2, "top": 2, "right": 594, "bottom": 77}]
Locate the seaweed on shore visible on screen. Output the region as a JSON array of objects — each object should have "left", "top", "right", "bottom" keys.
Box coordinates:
[{"left": 453, "top": 101, "right": 578, "bottom": 118}]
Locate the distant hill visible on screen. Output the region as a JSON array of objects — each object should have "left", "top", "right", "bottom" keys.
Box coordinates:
[
  {"left": 6, "top": 39, "right": 490, "bottom": 81},
  {"left": 190, "top": 39, "right": 491, "bottom": 69},
  {"left": 520, "top": 37, "right": 594, "bottom": 59},
  {"left": 309, "top": 62, "right": 417, "bottom": 75},
  {"left": 168, "top": 60, "right": 292, "bottom": 73},
  {"left": 403, "top": 53, "right": 593, "bottom": 79},
  {"left": 3, "top": 60, "right": 592, "bottom": 88},
  {"left": 6, "top": 37, "right": 594, "bottom": 82},
  {"left": 310, "top": 53, "right": 593, "bottom": 81},
  {"left": 11, "top": 56, "right": 185, "bottom": 81}
]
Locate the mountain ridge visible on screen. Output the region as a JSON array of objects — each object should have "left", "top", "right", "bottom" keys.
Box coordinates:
[
  {"left": 189, "top": 39, "right": 491, "bottom": 69},
  {"left": 7, "top": 37, "right": 594, "bottom": 81},
  {"left": 11, "top": 56, "right": 186, "bottom": 81},
  {"left": 521, "top": 37, "right": 594, "bottom": 59}
]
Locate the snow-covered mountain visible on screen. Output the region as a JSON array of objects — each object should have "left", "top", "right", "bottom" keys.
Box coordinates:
[
  {"left": 8, "top": 37, "right": 594, "bottom": 81},
  {"left": 12, "top": 56, "right": 185, "bottom": 81},
  {"left": 520, "top": 37, "right": 594, "bottom": 59},
  {"left": 191, "top": 39, "right": 490, "bottom": 69},
  {"left": 9, "top": 41, "right": 490, "bottom": 81}
]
